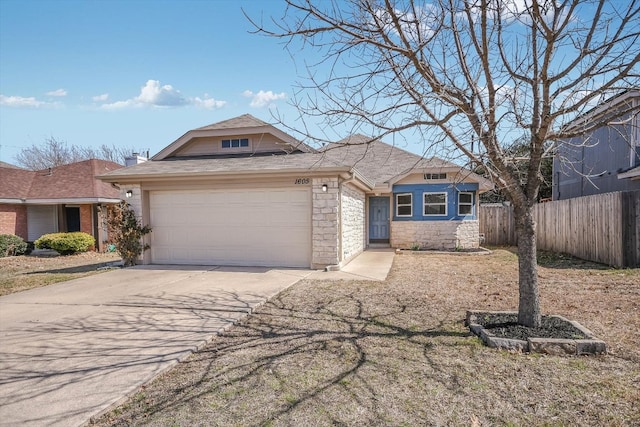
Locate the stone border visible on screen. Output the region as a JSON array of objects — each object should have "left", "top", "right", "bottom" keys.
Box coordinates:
[
  {"left": 396, "top": 247, "right": 492, "bottom": 256},
  {"left": 466, "top": 310, "right": 607, "bottom": 356}
]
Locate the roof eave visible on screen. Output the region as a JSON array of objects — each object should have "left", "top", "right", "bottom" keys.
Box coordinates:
[{"left": 97, "top": 166, "right": 354, "bottom": 184}]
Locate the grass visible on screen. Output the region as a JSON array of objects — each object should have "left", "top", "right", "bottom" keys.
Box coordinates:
[
  {"left": 90, "top": 248, "right": 640, "bottom": 426},
  {"left": 0, "top": 251, "right": 121, "bottom": 296}
]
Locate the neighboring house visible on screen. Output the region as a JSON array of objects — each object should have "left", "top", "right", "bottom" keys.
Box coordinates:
[
  {"left": 98, "top": 114, "right": 492, "bottom": 269},
  {"left": 0, "top": 159, "right": 123, "bottom": 250},
  {"left": 553, "top": 90, "right": 640, "bottom": 200}
]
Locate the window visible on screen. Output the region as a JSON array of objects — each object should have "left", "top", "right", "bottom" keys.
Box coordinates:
[
  {"left": 424, "top": 173, "right": 447, "bottom": 180},
  {"left": 221, "top": 138, "right": 249, "bottom": 148},
  {"left": 423, "top": 192, "right": 447, "bottom": 216},
  {"left": 458, "top": 192, "right": 474, "bottom": 215},
  {"left": 396, "top": 193, "right": 412, "bottom": 217}
]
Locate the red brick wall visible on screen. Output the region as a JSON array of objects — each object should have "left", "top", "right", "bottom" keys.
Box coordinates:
[
  {"left": 0, "top": 204, "right": 28, "bottom": 240},
  {"left": 79, "top": 205, "right": 93, "bottom": 235}
]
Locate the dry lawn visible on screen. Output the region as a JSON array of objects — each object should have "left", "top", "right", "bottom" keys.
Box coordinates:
[
  {"left": 0, "top": 251, "right": 121, "bottom": 296},
  {"left": 92, "top": 249, "right": 639, "bottom": 426}
]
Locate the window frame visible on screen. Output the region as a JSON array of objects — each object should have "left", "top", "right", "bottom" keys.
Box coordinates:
[
  {"left": 423, "top": 192, "right": 448, "bottom": 216},
  {"left": 458, "top": 192, "right": 474, "bottom": 216},
  {"left": 395, "top": 193, "right": 413, "bottom": 217},
  {"left": 221, "top": 138, "right": 249, "bottom": 149}
]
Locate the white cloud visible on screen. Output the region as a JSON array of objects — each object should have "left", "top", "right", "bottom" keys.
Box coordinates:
[
  {"left": 102, "top": 80, "right": 225, "bottom": 110},
  {"left": 0, "top": 94, "right": 57, "bottom": 108},
  {"left": 92, "top": 93, "right": 109, "bottom": 102},
  {"left": 46, "top": 88, "right": 67, "bottom": 97},
  {"left": 243, "top": 89, "right": 287, "bottom": 108},
  {"left": 193, "top": 96, "right": 226, "bottom": 109}
]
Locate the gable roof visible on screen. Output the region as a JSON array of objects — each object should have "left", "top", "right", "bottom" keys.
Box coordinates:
[
  {"left": 322, "top": 135, "right": 492, "bottom": 190},
  {"left": 0, "top": 159, "right": 123, "bottom": 203},
  {"left": 194, "top": 114, "right": 271, "bottom": 131},
  {"left": 152, "top": 114, "right": 315, "bottom": 160}
]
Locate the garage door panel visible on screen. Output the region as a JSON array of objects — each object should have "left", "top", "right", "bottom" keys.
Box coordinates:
[{"left": 149, "top": 187, "right": 311, "bottom": 267}]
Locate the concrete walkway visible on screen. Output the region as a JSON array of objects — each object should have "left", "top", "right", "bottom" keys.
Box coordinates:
[{"left": 0, "top": 249, "right": 395, "bottom": 426}]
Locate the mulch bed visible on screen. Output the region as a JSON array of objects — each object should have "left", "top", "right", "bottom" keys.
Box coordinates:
[{"left": 473, "top": 312, "right": 587, "bottom": 341}]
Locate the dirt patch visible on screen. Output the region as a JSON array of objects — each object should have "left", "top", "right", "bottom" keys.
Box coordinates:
[
  {"left": 90, "top": 248, "right": 640, "bottom": 427},
  {"left": 0, "top": 251, "right": 121, "bottom": 296}
]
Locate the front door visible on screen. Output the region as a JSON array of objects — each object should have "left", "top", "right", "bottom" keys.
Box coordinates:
[{"left": 369, "top": 196, "right": 390, "bottom": 243}]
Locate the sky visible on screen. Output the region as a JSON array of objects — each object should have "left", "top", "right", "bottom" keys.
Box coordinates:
[{"left": 0, "top": 0, "right": 325, "bottom": 163}]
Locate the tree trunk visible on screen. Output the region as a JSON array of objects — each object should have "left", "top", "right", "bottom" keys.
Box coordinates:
[{"left": 514, "top": 204, "right": 541, "bottom": 328}]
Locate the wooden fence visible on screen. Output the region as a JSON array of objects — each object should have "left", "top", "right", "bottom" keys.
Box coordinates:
[{"left": 479, "top": 190, "right": 640, "bottom": 267}]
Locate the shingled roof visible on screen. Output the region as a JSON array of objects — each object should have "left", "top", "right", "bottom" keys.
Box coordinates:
[
  {"left": 0, "top": 159, "right": 123, "bottom": 202},
  {"left": 321, "top": 135, "right": 462, "bottom": 184}
]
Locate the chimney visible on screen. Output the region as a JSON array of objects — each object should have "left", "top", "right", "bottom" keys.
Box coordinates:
[{"left": 125, "top": 152, "right": 148, "bottom": 167}]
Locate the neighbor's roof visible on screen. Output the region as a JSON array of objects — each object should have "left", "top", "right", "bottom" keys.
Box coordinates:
[
  {"left": 0, "top": 161, "right": 23, "bottom": 169},
  {"left": 0, "top": 159, "right": 123, "bottom": 202}
]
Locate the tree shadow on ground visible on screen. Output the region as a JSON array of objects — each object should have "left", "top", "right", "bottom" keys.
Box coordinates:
[{"left": 99, "top": 284, "right": 477, "bottom": 426}]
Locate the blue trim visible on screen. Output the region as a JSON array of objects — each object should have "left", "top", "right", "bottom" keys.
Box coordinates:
[{"left": 392, "top": 183, "right": 478, "bottom": 221}]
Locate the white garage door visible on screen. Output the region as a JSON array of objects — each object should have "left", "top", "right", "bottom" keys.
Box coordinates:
[
  {"left": 149, "top": 187, "right": 311, "bottom": 267},
  {"left": 27, "top": 205, "right": 57, "bottom": 241}
]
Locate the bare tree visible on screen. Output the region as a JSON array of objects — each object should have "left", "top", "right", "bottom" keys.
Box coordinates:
[
  {"left": 15, "top": 137, "right": 145, "bottom": 170},
  {"left": 251, "top": 0, "right": 640, "bottom": 327}
]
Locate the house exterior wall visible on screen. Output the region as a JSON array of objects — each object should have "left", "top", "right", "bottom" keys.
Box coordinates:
[
  {"left": 0, "top": 204, "right": 28, "bottom": 240},
  {"left": 312, "top": 177, "right": 340, "bottom": 268},
  {"left": 340, "top": 183, "right": 366, "bottom": 264},
  {"left": 391, "top": 183, "right": 479, "bottom": 221},
  {"left": 79, "top": 204, "right": 93, "bottom": 236},
  {"left": 553, "top": 109, "right": 640, "bottom": 200},
  {"left": 391, "top": 219, "right": 480, "bottom": 250},
  {"left": 389, "top": 181, "right": 481, "bottom": 250}
]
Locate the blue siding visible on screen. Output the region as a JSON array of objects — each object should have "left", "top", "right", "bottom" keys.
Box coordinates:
[{"left": 392, "top": 183, "right": 479, "bottom": 221}]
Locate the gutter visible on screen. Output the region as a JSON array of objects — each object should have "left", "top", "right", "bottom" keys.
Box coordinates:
[{"left": 96, "top": 166, "right": 355, "bottom": 183}]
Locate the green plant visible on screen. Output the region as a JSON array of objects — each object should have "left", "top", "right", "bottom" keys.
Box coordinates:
[
  {"left": 0, "top": 234, "right": 29, "bottom": 257},
  {"left": 35, "top": 232, "right": 95, "bottom": 255},
  {"left": 410, "top": 242, "right": 421, "bottom": 251},
  {"left": 106, "top": 201, "right": 152, "bottom": 267}
]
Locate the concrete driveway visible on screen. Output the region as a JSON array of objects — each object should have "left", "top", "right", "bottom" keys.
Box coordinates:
[{"left": 0, "top": 265, "right": 312, "bottom": 427}]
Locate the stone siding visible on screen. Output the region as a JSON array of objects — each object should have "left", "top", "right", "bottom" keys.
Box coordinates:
[
  {"left": 0, "top": 204, "right": 28, "bottom": 240},
  {"left": 312, "top": 177, "right": 340, "bottom": 268},
  {"left": 391, "top": 220, "right": 480, "bottom": 250},
  {"left": 340, "top": 183, "right": 365, "bottom": 264}
]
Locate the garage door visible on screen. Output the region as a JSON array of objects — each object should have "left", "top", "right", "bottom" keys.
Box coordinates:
[
  {"left": 27, "top": 205, "right": 57, "bottom": 241},
  {"left": 149, "top": 187, "right": 311, "bottom": 267}
]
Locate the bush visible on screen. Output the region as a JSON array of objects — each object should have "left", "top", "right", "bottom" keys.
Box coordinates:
[
  {"left": 0, "top": 234, "right": 29, "bottom": 257},
  {"left": 35, "top": 232, "right": 95, "bottom": 255},
  {"left": 106, "top": 201, "right": 152, "bottom": 266}
]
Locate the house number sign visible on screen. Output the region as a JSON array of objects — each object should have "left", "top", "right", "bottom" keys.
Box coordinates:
[{"left": 294, "top": 178, "right": 310, "bottom": 185}]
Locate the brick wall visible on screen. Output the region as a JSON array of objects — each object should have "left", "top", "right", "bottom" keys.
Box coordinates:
[
  {"left": 340, "top": 183, "right": 365, "bottom": 263},
  {"left": 391, "top": 220, "right": 480, "bottom": 250},
  {"left": 312, "top": 177, "right": 340, "bottom": 268},
  {"left": 79, "top": 204, "right": 93, "bottom": 235},
  {"left": 0, "top": 204, "right": 28, "bottom": 239}
]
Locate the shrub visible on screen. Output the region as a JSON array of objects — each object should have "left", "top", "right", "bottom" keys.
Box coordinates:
[
  {"left": 106, "top": 201, "right": 152, "bottom": 266},
  {"left": 0, "top": 234, "right": 29, "bottom": 257},
  {"left": 35, "top": 232, "right": 95, "bottom": 255}
]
